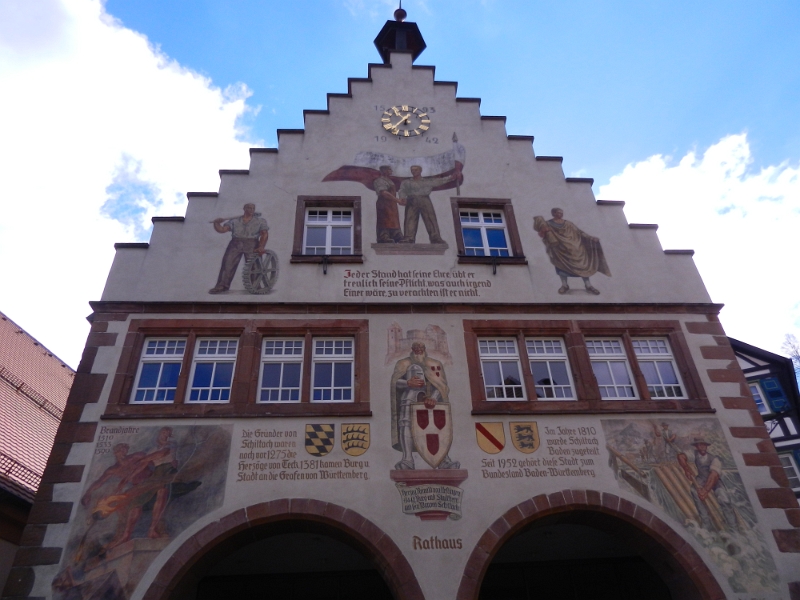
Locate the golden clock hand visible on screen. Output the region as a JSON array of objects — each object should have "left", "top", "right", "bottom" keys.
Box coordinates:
[{"left": 390, "top": 114, "right": 411, "bottom": 129}]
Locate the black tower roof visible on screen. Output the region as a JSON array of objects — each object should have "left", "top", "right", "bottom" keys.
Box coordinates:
[{"left": 373, "top": 7, "right": 426, "bottom": 64}]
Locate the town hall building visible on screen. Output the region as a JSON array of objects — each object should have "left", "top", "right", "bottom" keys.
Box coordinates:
[{"left": 5, "top": 9, "right": 799, "bottom": 600}]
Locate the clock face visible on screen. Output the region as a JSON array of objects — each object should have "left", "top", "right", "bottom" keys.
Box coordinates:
[{"left": 380, "top": 105, "right": 431, "bottom": 137}]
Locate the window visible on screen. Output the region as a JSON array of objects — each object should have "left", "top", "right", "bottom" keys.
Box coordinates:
[
  {"left": 291, "top": 196, "right": 362, "bottom": 264},
  {"left": 132, "top": 339, "right": 185, "bottom": 402},
  {"left": 526, "top": 338, "right": 575, "bottom": 400},
  {"left": 586, "top": 339, "right": 637, "bottom": 399},
  {"left": 479, "top": 339, "right": 525, "bottom": 399},
  {"left": 749, "top": 382, "right": 771, "bottom": 415},
  {"left": 304, "top": 209, "right": 353, "bottom": 255},
  {"left": 632, "top": 338, "right": 685, "bottom": 399},
  {"left": 187, "top": 339, "right": 238, "bottom": 402},
  {"left": 312, "top": 339, "right": 354, "bottom": 402},
  {"left": 464, "top": 320, "right": 708, "bottom": 414},
  {"left": 450, "top": 198, "right": 526, "bottom": 265},
  {"left": 259, "top": 340, "right": 304, "bottom": 402},
  {"left": 459, "top": 210, "right": 509, "bottom": 256},
  {"left": 779, "top": 453, "right": 800, "bottom": 493}
]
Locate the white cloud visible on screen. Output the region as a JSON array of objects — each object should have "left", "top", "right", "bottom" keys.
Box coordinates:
[
  {"left": 0, "top": 0, "right": 258, "bottom": 367},
  {"left": 599, "top": 134, "right": 800, "bottom": 355}
]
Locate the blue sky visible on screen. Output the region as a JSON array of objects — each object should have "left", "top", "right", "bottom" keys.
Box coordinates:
[
  {"left": 105, "top": 0, "right": 800, "bottom": 183},
  {"left": 0, "top": 0, "right": 798, "bottom": 366}
]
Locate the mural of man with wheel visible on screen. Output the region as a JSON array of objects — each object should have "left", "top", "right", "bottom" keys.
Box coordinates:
[{"left": 209, "top": 203, "right": 278, "bottom": 294}]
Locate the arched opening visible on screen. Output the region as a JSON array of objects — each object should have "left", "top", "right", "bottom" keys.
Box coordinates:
[
  {"left": 144, "top": 500, "right": 423, "bottom": 600},
  {"left": 193, "top": 523, "right": 392, "bottom": 600},
  {"left": 480, "top": 515, "right": 673, "bottom": 599},
  {"left": 459, "top": 491, "right": 725, "bottom": 600}
]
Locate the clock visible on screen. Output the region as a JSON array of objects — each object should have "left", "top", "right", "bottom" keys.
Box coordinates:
[{"left": 380, "top": 105, "right": 431, "bottom": 137}]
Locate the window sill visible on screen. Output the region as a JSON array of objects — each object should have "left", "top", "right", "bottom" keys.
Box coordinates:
[
  {"left": 457, "top": 255, "right": 527, "bottom": 266},
  {"left": 290, "top": 255, "right": 364, "bottom": 264},
  {"left": 103, "top": 402, "right": 372, "bottom": 419},
  {"left": 471, "top": 399, "right": 714, "bottom": 415}
]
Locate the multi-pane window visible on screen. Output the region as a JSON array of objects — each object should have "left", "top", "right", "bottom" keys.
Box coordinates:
[
  {"left": 304, "top": 209, "right": 353, "bottom": 255},
  {"left": 312, "top": 339, "right": 353, "bottom": 402},
  {"left": 459, "top": 211, "right": 510, "bottom": 257},
  {"left": 586, "top": 339, "right": 636, "bottom": 399},
  {"left": 526, "top": 338, "right": 575, "bottom": 400},
  {"left": 132, "top": 339, "right": 186, "bottom": 402},
  {"left": 259, "top": 340, "right": 304, "bottom": 402},
  {"left": 479, "top": 339, "right": 525, "bottom": 399},
  {"left": 187, "top": 339, "right": 238, "bottom": 402},
  {"left": 749, "top": 383, "right": 771, "bottom": 415},
  {"left": 779, "top": 453, "right": 800, "bottom": 492},
  {"left": 632, "top": 338, "right": 685, "bottom": 399}
]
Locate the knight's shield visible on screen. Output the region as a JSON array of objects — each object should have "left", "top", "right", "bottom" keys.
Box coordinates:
[{"left": 411, "top": 403, "right": 453, "bottom": 468}]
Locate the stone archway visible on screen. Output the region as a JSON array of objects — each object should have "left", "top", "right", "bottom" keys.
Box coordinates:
[
  {"left": 457, "top": 490, "right": 726, "bottom": 600},
  {"left": 142, "top": 499, "right": 423, "bottom": 600}
]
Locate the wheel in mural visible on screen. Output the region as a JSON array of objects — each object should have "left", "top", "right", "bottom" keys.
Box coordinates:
[{"left": 242, "top": 250, "right": 279, "bottom": 294}]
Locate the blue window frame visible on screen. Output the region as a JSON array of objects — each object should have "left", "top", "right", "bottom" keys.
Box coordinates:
[
  {"left": 459, "top": 211, "right": 510, "bottom": 257},
  {"left": 132, "top": 339, "right": 186, "bottom": 402},
  {"left": 259, "top": 339, "right": 304, "bottom": 402},
  {"left": 312, "top": 339, "right": 353, "bottom": 402},
  {"left": 187, "top": 339, "right": 238, "bottom": 402}
]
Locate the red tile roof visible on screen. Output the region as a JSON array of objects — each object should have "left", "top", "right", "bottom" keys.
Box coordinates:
[{"left": 0, "top": 310, "right": 74, "bottom": 497}]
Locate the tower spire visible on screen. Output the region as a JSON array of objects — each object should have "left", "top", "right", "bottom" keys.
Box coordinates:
[{"left": 374, "top": 4, "right": 426, "bottom": 64}]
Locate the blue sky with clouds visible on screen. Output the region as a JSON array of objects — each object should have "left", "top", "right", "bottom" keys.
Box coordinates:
[{"left": 0, "top": 0, "right": 798, "bottom": 366}]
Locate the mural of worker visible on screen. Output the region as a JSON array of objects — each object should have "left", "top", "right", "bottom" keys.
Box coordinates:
[
  {"left": 533, "top": 208, "right": 611, "bottom": 295},
  {"left": 53, "top": 425, "right": 231, "bottom": 600},
  {"left": 678, "top": 438, "right": 738, "bottom": 531},
  {"left": 373, "top": 165, "right": 406, "bottom": 243},
  {"left": 209, "top": 203, "right": 269, "bottom": 294},
  {"left": 390, "top": 342, "right": 459, "bottom": 470}
]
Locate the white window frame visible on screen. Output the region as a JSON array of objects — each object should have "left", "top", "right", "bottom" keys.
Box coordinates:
[
  {"left": 779, "top": 453, "right": 800, "bottom": 493},
  {"left": 478, "top": 338, "right": 526, "bottom": 400},
  {"left": 303, "top": 208, "right": 353, "bottom": 255},
  {"left": 459, "top": 210, "right": 510, "bottom": 257},
  {"left": 525, "top": 338, "right": 575, "bottom": 401},
  {"left": 749, "top": 382, "right": 772, "bottom": 415},
  {"left": 586, "top": 338, "right": 638, "bottom": 400},
  {"left": 186, "top": 338, "right": 239, "bottom": 403},
  {"left": 311, "top": 338, "right": 354, "bottom": 403},
  {"left": 258, "top": 339, "right": 304, "bottom": 403},
  {"left": 631, "top": 338, "right": 687, "bottom": 399},
  {"left": 131, "top": 338, "right": 186, "bottom": 403}
]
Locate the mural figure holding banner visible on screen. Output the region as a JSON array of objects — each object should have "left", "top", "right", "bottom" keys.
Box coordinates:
[
  {"left": 323, "top": 134, "right": 465, "bottom": 246},
  {"left": 534, "top": 208, "right": 611, "bottom": 295},
  {"left": 390, "top": 342, "right": 459, "bottom": 470},
  {"left": 398, "top": 165, "right": 459, "bottom": 244},
  {"left": 373, "top": 165, "right": 406, "bottom": 243},
  {"left": 209, "top": 203, "right": 269, "bottom": 294}
]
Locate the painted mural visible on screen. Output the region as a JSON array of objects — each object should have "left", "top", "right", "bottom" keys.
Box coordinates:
[
  {"left": 533, "top": 208, "right": 610, "bottom": 295},
  {"left": 323, "top": 134, "right": 465, "bottom": 250},
  {"left": 53, "top": 425, "right": 232, "bottom": 600},
  {"left": 208, "top": 203, "right": 278, "bottom": 295},
  {"left": 602, "top": 418, "right": 779, "bottom": 593},
  {"left": 386, "top": 322, "right": 452, "bottom": 366},
  {"left": 387, "top": 331, "right": 467, "bottom": 520}
]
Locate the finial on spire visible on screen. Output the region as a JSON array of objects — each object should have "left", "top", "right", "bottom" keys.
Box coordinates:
[{"left": 394, "top": 1, "right": 407, "bottom": 22}]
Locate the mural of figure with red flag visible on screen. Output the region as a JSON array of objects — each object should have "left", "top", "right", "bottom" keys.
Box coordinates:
[{"left": 323, "top": 133, "right": 465, "bottom": 246}]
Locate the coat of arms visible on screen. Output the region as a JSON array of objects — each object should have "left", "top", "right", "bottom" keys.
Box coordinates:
[
  {"left": 412, "top": 404, "right": 453, "bottom": 468},
  {"left": 342, "top": 424, "right": 370, "bottom": 456},
  {"left": 475, "top": 422, "right": 505, "bottom": 454},
  {"left": 510, "top": 422, "right": 539, "bottom": 454},
  {"left": 305, "top": 424, "right": 335, "bottom": 457}
]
